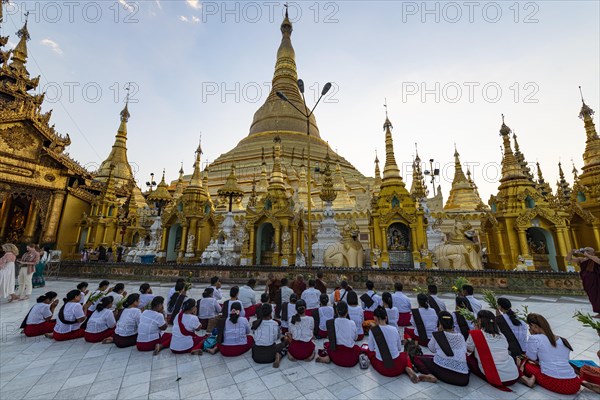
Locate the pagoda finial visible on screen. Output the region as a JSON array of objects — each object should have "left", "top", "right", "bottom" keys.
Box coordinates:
[
  {"left": 383, "top": 99, "right": 392, "bottom": 130},
  {"left": 120, "top": 83, "right": 131, "bottom": 123},
  {"left": 196, "top": 133, "right": 203, "bottom": 156},
  {"left": 179, "top": 162, "right": 184, "bottom": 175},
  {"left": 10, "top": 13, "right": 31, "bottom": 73},
  {"left": 381, "top": 105, "right": 403, "bottom": 186},
  {"left": 536, "top": 161, "right": 544, "bottom": 182}
]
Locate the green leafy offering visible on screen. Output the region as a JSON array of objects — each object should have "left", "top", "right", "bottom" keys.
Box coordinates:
[
  {"left": 573, "top": 310, "right": 600, "bottom": 333},
  {"left": 458, "top": 307, "right": 476, "bottom": 322},
  {"left": 482, "top": 290, "right": 497, "bottom": 310},
  {"left": 451, "top": 277, "right": 470, "bottom": 296}
]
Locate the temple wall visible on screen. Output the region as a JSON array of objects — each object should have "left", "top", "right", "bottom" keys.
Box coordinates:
[{"left": 56, "top": 194, "right": 91, "bottom": 259}]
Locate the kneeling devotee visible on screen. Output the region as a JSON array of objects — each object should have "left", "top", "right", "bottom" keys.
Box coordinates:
[
  {"left": 84, "top": 297, "right": 117, "bottom": 343},
  {"left": 21, "top": 291, "right": 58, "bottom": 337},
  {"left": 50, "top": 290, "right": 87, "bottom": 341},
  {"left": 406, "top": 294, "right": 438, "bottom": 346},
  {"left": 217, "top": 302, "right": 254, "bottom": 356},
  {"left": 252, "top": 303, "right": 288, "bottom": 368},
  {"left": 314, "top": 294, "right": 334, "bottom": 338},
  {"left": 495, "top": 297, "right": 527, "bottom": 358},
  {"left": 413, "top": 311, "right": 469, "bottom": 386},
  {"left": 197, "top": 287, "right": 221, "bottom": 330},
  {"left": 239, "top": 279, "right": 258, "bottom": 317},
  {"left": 112, "top": 294, "right": 141, "bottom": 348},
  {"left": 171, "top": 299, "right": 206, "bottom": 355},
  {"left": 137, "top": 296, "right": 172, "bottom": 355},
  {"left": 287, "top": 300, "right": 315, "bottom": 361},
  {"left": 361, "top": 280, "right": 382, "bottom": 321},
  {"left": 347, "top": 291, "right": 365, "bottom": 341},
  {"left": 366, "top": 306, "right": 420, "bottom": 381},
  {"left": 316, "top": 301, "right": 361, "bottom": 367}
]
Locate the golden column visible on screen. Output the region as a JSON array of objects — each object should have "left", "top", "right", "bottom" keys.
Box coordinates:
[
  {"left": 22, "top": 199, "right": 39, "bottom": 243},
  {"left": 41, "top": 191, "right": 66, "bottom": 244},
  {"left": 517, "top": 228, "right": 529, "bottom": 257},
  {"left": 159, "top": 227, "right": 168, "bottom": 252},
  {"left": 0, "top": 195, "right": 12, "bottom": 238}
]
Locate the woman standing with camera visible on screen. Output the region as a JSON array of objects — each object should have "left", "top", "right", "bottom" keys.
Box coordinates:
[{"left": 567, "top": 247, "right": 600, "bottom": 318}]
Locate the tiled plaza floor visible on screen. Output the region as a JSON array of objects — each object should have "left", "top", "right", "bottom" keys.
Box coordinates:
[{"left": 0, "top": 278, "right": 598, "bottom": 400}]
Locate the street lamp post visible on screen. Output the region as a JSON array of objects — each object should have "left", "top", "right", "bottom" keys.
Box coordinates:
[{"left": 277, "top": 81, "right": 331, "bottom": 268}]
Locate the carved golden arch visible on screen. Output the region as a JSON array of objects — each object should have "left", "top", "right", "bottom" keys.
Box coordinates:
[
  {"left": 568, "top": 203, "right": 598, "bottom": 225},
  {"left": 380, "top": 208, "right": 416, "bottom": 226},
  {"left": 515, "top": 206, "right": 566, "bottom": 229}
]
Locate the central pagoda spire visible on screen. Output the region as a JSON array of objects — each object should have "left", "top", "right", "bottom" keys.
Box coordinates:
[
  {"left": 381, "top": 106, "right": 404, "bottom": 188},
  {"left": 248, "top": 9, "right": 320, "bottom": 137}
]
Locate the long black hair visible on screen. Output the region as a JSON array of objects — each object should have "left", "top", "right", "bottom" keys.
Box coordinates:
[
  {"left": 373, "top": 306, "right": 388, "bottom": 323},
  {"left": 123, "top": 294, "right": 140, "bottom": 309},
  {"left": 181, "top": 298, "right": 196, "bottom": 313},
  {"left": 229, "top": 301, "right": 242, "bottom": 324},
  {"left": 417, "top": 293, "right": 429, "bottom": 309},
  {"left": 336, "top": 301, "right": 349, "bottom": 317},
  {"left": 252, "top": 303, "right": 272, "bottom": 330},
  {"left": 150, "top": 296, "right": 164, "bottom": 310},
  {"left": 230, "top": 286, "right": 240, "bottom": 298},
  {"left": 497, "top": 297, "right": 521, "bottom": 326},
  {"left": 202, "top": 288, "right": 214, "bottom": 298},
  {"left": 77, "top": 282, "right": 88, "bottom": 291},
  {"left": 347, "top": 291, "right": 359, "bottom": 306},
  {"left": 382, "top": 292, "right": 393, "bottom": 309},
  {"left": 477, "top": 310, "right": 500, "bottom": 335},
  {"left": 319, "top": 294, "right": 329, "bottom": 306},
  {"left": 291, "top": 299, "right": 307, "bottom": 324},
  {"left": 139, "top": 283, "right": 151, "bottom": 294},
  {"left": 58, "top": 290, "right": 81, "bottom": 324},
  {"left": 455, "top": 296, "right": 471, "bottom": 311},
  {"left": 95, "top": 297, "right": 113, "bottom": 312},
  {"left": 37, "top": 291, "right": 57, "bottom": 303},
  {"left": 113, "top": 283, "right": 125, "bottom": 294}
]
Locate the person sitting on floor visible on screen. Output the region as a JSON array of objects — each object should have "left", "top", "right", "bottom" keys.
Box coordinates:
[
  {"left": 406, "top": 293, "right": 438, "bottom": 346},
  {"left": 466, "top": 310, "right": 519, "bottom": 391},
  {"left": 170, "top": 299, "right": 206, "bottom": 355},
  {"left": 84, "top": 296, "right": 117, "bottom": 343},
  {"left": 112, "top": 294, "right": 141, "bottom": 348},
  {"left": 518, "top": 313, "right": 582, "bottom": 395},
  {"left": 217, "top": 301, "right": 254, "bottom": 357},
  {"left": 361, "top": 280, "right": 382, "bottom": 321},
  {"left": 426, "top": 285, "right": 446, "bottom": 314},
  {"left": 209, "top": 276, "right": 223, "bottom": 301},
  {"left": 197, "top": 287, "right": 221, "bottom": 330},
  {"left": 137, "top": 296, "right": 172, "bottom": 355},
  {"left": 168, "top": 278, "right": 185, "bottom": 301},
  {"left": 281, "top": 293, "right": 298, "bottom": 334},
  {"left": 287, "top": 299, "right": 315, "bottom": 361},
  {"left": 453, "top": 296, "right": 474, "bottom": 339},
  {"left": 392, "top": 282, "right": 412, "bottom": 327},
  {"left": 166, "top": 281, "right": 187, "bottom": 324},
  {"left": 316, "top": 301, "right": 362, "bottom": 367},
  {"left": 462, "top": 285, "right": 482, "bottom": 315},
  {"left": 77, "top": 282, "right": 89, "bottom": 305},
  {"left": 49, "top": 290, "right": 87, "bottom": 341},
  {"left": 413, "top": 311, "right": 469, "bottom": 386},
  {"left": 221, "top": 286, "right": 246, "bottom": 319},
  {"left": 86, "top": 280, "right": 110, "bottom": 317},
  {"left": 365, "top": 306, "right": 421, "bottom": 381},
  {"left": 331, "top": 280, "right": 351, "bottom": 306},
  {"left": 382, "top": 292, "right": 400, "bottom": 328},
  {"left": 21, "top": 291, "right": 58, "bottom": 337},
  {"left": 347, "top": 291, "right": 365, "bottom": 341},
  {"left": 138, "top": 283, "right": 154, "bottom": 310},
  {"left": 252, "top": 303, "right": 288, "bottom": 368},
  {"left": 301, "top": 279, "right": 321, "bottom": 316},
  {"left": 239, "top": 279, "right": 258, "bottom": 317},
  {"left": 106, "top": 283, "right": 127, "bottom": 311},
  {"left": 495, "top": 297, "right": 527, "bottom": 358},
  {"left": 314, "top": 294, "right": 334, "bottom": 338}
]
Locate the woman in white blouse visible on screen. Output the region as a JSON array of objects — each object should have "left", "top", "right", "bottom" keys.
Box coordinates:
[
  {"left": 84, "top": 296, "right": 117, "bottom": 343},
  {"left": 137, "top": 296, "right": 172, "bottom": 355},
  {"left": 316, "top": 301, "right": 362, "bottom": 367},
  {"left": 21, "top": 291, "right": 58, "bottom": 337},
  {"left": 50, "top": 290, "right": 88, "bottom": 340},
  {"left": 316, "top": 294, "right": 334, "bottom": 337},
  {"left": 413, "top": 311, "right": 469, "bottom": 386},
  {"left": 518, "top": 313, "right": 581, "bottom": 395},
  {"left": 287, "top": 300, "right": 315, "bottom": 361},
  {"left": 496, "top": 297, "right": 528, "bottom": 357},
  {"left": 407, "top": 294, "right": 438, "bottom": 346},
  {"left": 86, "top": 280, "right": 110, "bottom": 317},
  {"left": 382, "top": 292, "right": 400, "bottom": 328},
  {"left": 347, "top": 292, "right": 365, "bottom": 341},
  {"left": 197, "top": 287, "right": 221, "bottom": 330},
  {"left": 217, "top": 302, "right": 254, "bottom": 356},
  {"left": 170, "top": 299, "right": 205, "bottom": 355},
  {"left": 138, "top": 283, "right": 154, "bottom": 310},
  {"left": 252, "top": 303, "right": 287, "bottom": 367},
  {"left": 113, "top": 294, "right": 141, "bottom": 348}
]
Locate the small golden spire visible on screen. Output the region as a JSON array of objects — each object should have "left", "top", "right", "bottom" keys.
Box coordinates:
[
  {"left": 410, "top": 143, "right": 427, "bottom": 201},
  {"left": 381, "top": 105, "right": 404, "bottom": 187},
  {"left": 268, "top": 135, "right": 285, "bottom": 190},
  {"left": 9, "top": 14, "right": 30, "bottom": 74},
  {"left": 319, "top": 147, "right": 336, "bottom": 203}
]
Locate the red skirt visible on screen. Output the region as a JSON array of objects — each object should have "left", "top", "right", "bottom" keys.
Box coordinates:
[
  {"left": 318, "top": 329, "right": 328, "bottom": 338},
  {"left": 244, "top": 304, "right": 259, "bottom": 318},
  {"left": 305, "top": 309, "right": 316, "bottom": 317},
  {"left": 171, "top": 335, "right": 206, "bottom": 354},
  {"left": 84, "top": 328, "right": 115, "bottom": 343},
  {"left": 136, "top": 333, "right": 173, "bottom": 352},
  {"left": 364, "top": 311, "right": 374, "bottom": 321},
  {"left": 325, "top": 342, "right": 361, "bottom": 367},
  {"left": 398, "top": 312, "right": 411, "bottom": 327},
  {"left": 114, "top": 333, "right": 138, "bottom": 348},
  {"left": 523, "top": 362, "right": 581, "bottom": 395},
  {"left": 218, "top": 335, "right": 255, "bottom": 357},
  {"left": 24, "top": 321, "right": 56, "bottom": 337},
  {"left": 367, "top": 350, "right": 412, "bottom": 377},
  {"left": 86, "top": 310, "right": 94, "bottom": 318},
  {"left": 53, "top": 329, "right": 85, "bottom": 341},
  {"left": 288, "top": 340, "right": 315, "bottom": 360},
  {"left": 404, "top": 328, "right": 429, "bottom": 347},
  {"left": 357, "top": 334, "right": 365, "bottom": 341}
]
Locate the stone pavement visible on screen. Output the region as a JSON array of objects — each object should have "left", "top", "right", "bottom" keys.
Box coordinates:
[{"left": 0, "top": 278, "right": 598, "bottom": 400}]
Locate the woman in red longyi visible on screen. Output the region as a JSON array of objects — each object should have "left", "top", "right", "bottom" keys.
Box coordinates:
[
  {"left": 217, "top": 301, "right": 254, "bottom": 357},
  {"left": 287, "top": 300, "right": 315, "bottom": 361},
  {"left": 21, "top": 291, "right": 58, "bottom": 336},
  {"left": 84, "top": 296, "right": 117, "bottom": 343},
  {"left": 136, "top": 296, "right": 172, "bottom": 355}
]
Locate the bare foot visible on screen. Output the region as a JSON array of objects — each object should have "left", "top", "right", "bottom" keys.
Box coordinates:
[
  {"left": 102, "top": 337, "right": 114, "bottom": 344},
  {"left": 593, "top": 314, "right": 600, "bottom": 319},
  {"left": 306, "top": 352, "right": 315, "bottom": 362},
  {"left": 419, "top": 374, "right": 438, "bottom": 383},
  {"left": 153, "top": 344, "right": 163, "bottom": 356},
  {"left": 205, "top": 347, "right": 218, "bottom": 355},
  {"left": 519, "top": 375, "right": 535, "bottom": 388},
  {"left": 315, "top": 355, "right": 330, "bottom": 364},
  {"left": 287, "top": 353, "right": 296, "bottom": 362},
  {"left": 191, "top": 349, "right": 203, "bottom": 355},
  {"left": 582, "top": 381, "right": 600, "bottom": 394},
  {"left": 273, "top": 353, "right": 281, "bottom": 368},
  {"left": 405, "top": 367, "right": 419, "bottom": 384},
  {"left": 44, "top": 333, "right": 53, "bottom": 339}
]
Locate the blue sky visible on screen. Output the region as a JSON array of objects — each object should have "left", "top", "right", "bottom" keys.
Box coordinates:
[{"left": 2, "top": 0, "right": 599, "bottom": 201}]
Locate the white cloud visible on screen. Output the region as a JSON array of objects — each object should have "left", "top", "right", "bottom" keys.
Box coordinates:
[
  {"left": 186, "top": 0, "right": 202, "bottom": 10},
  {"left": 192, "top": 16, "right": 200, "bottom": 23},
  {"left": 179, "top": 15, "right": 189, "bottom": 22},
  {"left": 155, "top": 0, "right": 162, "bottom": 10},
  {"left": 179, "top": 15, "right": 200, "bottom": 24},
  {"left": 40, "top": 39, "right": 63, "bottom": 55},
  {"left": 119, "top": 0, "right": 135, "bottom": 12}
]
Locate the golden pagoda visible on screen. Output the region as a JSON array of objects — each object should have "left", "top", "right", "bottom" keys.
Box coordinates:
[{"left": 147, "top": 169, "right": 173, "bottom": 215}]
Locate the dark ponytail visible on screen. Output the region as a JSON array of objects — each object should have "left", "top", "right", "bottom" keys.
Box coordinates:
[
  {"left": 477, "top": 310, "right": 500, "bottom": 335},
  {"left": 37, "top": 291, "right": 57, "bottom": 303},
  {"left": 291, "top": 299, "right": 306, "bottom": 325},
  {"left": 417, "top": 293, "right": 429, "bottom": 309},
  {"left": 252, "top": 303, "right": 272, "bottom": 330},
  {"left": 438, "top": 311, "right": 454, "bottom": 330},
  {"left": 229, "top": 301, "right": 242, "bottom": 324},
  {"left": 336, "top": 301, "right": 348, "bottom": 317},
  {"left": 320, "top": 294, "right": 329, "bottom": 306},
  {"left": 122, "top": 294, "right": 140, "bottom": 309},
  {"left": 139, "top": 283, "right": 150, "bottom": 294},
  {"left": 58, "top": 290, "right": 81, "bottom": 324},
  {"left": 150, "top": 296, "right": 164, "bottom": 310},
  {"left": 181, "top": 298, "right": 196, "bottom": 313},
  {"left": 230, "top": 286, "right": 240, "bottom": 298},
  {"left": 96, "top": 296, "right": 113, "bottom": 312},
  {"left": 373, "top": 306, "right": 388, "bottom": 322},
  {"left": 382, "top": 292, "right": 393, "bottom": 309},
  {"left": 497, "top": 297, "right": 521, "bottom": 326}
]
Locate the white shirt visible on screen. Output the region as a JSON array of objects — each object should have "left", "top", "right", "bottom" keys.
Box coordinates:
[
  {"left": 334, "top": 318, "right": 358, "bottom": 347},
  {"left": 210, "top": 286, "right": 222, "bottom": 301},
  {"left": 106, "top": 292, "right": 124, "bottom": 310},
  {"left": 453, "top": 311, "right": 474, "bottom": 334},
  {"left": 198, "top": 297, "right": 221, "bottom": 319},
  {"left": 385, "top": 307, "right": 399, "bottom": 327},
  {"left": 348, "top": 305, "right": 364, "bottom": 335},
  {"left": 526, "top": 334, "right": 576, "bottom": 379},
  {"left": 289, "top": 316, "right": 314, "bottom": 342},
  {"left": 280, "top": 286, "right": 293, "bottom": 304},
  {"left": 170, "top": 313, "right": 201, "bottom": 352},
  {"left": 238, "top": 286, "right": 257, "bottom": 308},
  {"left": 301, "top": 288, "right": 321, "bottom": 309},
  {"left": 410, "top": 307, "right": 438, "bottom": 339},
  {"left": 26, "top": 303, "right": 52, "bottom": 325},
  {"left": 54, "top": 302, "right": 85, "bottom": 333},
  {"left": 138, "top": 294, "right": 154, "bottom": 310},
  {"left": 330, "top": 289, "right": 350, "bottom": 305},
  {"left": 501, "top": 314, "right": 528, "bottom": 353},
  {"left": 429, "top": 295, "right": 447, "bottom": 312},
  {"left": 86, "top": 309, "right": 116, "bottom": 333},
  {"left": 137, "top": 310, "right": 166, "bottom": 343},
  {"left": 226, "top": 300, "right": 246, "bottom": 318},
  {"left": 392, "top": 291, "right": 412, "bottom": 313},
  {"left": 281, "top": 303, "right": 297, "bottom": 329},
  {"left": 253, "top": 319, "right": 281, "bottom": 346},
  {"left": 223, "top": 317, "right": 251, "bottom": 346},
  {"left": 318, "top": 306, "right": 334, "bottom": 331},
  {"left": 466, "top": 295, "right": 482, "bottom": 315},
  {"left": 115, "top": 307, "right": 141, "bottom": 337},
  {"left": 361, "top": 291, "right": 382, "bottom": 311},
  {"left": 428, "top": 331, "right": 469, "bottom": 374},
  {"left": 87, "top": 290, "right": 106, "bottom": 312},
  {"left": 79, "top": 291, "right": 87, "bottom": 305},
  {"left": 467, "top": 332, "right": 519, "bottom": 382},
  {"left": 368, "top": 324, "right": 401, "bottom": 361}
]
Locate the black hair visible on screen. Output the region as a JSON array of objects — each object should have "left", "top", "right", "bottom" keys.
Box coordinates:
[
  {"left": 291, "top": 299, "right": 307, "bottom": 324},
  {"left": 210, "top": 276, "right": 219, "bottom": 285},
  {"left": 77, "top": 282, "right": 88, "bottom": 291},
  {"left": 394, "top": 282, "right": 403, "bottom": 292},
  {"left": 456, "top": 296, "right": 471, "bottom": 311},
  {"left": 252, "top": 303, "right": 272, "bottom": 330},
  {"left": 308, "top": 279, "right": 316, "bottom": 287},
  {"left": 230, "top": 286, "right": 239, "bottom": 298},
  {"left": 319, "top": 294, "right": 329, "bottom": 306},
  {"left": 96, "top": 296, "right": 113, "bottom": 312},
  {"left": 247, "top": 279, "right": 256, "bottom": 287},
  {"left": 98, "top": 280, "right": 110, "bottom": 289},
  {"left": 290, "top": 294, "right": 298, "bottom": 303},
  {"left": 176, "top": 278, "right": 185, "bottom": 284},
  {"left": 527, "top": 313, "right": 558, "bottom": 347},
  {"left": 150, "top": 296, "right": 164, "bottom": 310},
  {"left": 202, "top": 287, "right": 214, "bottom": 298},
  {"left": 229, "top": 301, "right": 242, "bottom": 324},
  {"left": 317, "top": 272, "right": 323, "bottom": 279},
  {"left": 37, "top": 291, "right": 57, "bottom": 303},
  {"left": 438, "top": 311, "right": 454, "bottom": 330},
  {"left": 168, "top": 292, "right": 181, "bottom": 310},
  {"left": 139, "top": 283, "right": 150, "bottom": 294},
  {"left": 462, "top": 285, "right": 474, "bottom": 295},
  {"left": 340, "top": 281, "right": 348, "bottom": 289},
  {"left": 114, "top": 283, "right": 125, "bottom": 293},
  {"left": 347, "top": 291, "right": 359, "bottom": 306},
  {"left": 336, "top": 301, "right": 349, "bottom": 317},
  {"left": 427, "top": 284, "right": 438, "bottom": 295},
  {"left": 174, "top": 281, "right": 185, "bottom": 292},
  {"left": 417, "top": 293, "right": 429, "bottom": 309},
  {"left": 478, "top": 310, "right": 500, "bottom": 335},
  {"left": 181, "top": 298, "right": 196, "bottom": 313},
  {"left": 497, "top": 297, "right": 522, "bottom": 326},
  {"left": 366, "top": 280, "right": 374, "bottom": 290},
  {"left": 382, "top": 292, "right": 393, "bottom": 309},
  {"left": 373, "top": 306, "right": 388, "bottom": 322},
  {"left": 260, "top": 293, "right": 269, "bottom": 303},
  {"left": 123, "top": 294, "right": 140, "bottom": 308},
  {"left": 281, "top": 278, "right": 288, "bottom": 286},
  {"left": 58, "top": 290, "right": 81, "bottom": 324}
]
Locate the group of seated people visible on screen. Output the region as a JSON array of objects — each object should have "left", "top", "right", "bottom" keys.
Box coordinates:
[{"left": 18, "top": 275, "right": 595, "bottom": 395}]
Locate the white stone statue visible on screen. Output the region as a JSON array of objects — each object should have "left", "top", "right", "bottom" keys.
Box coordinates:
[
  {"left": 372, "top": 245, "right": 381, "bottom": 267},
  {"left": 186, "top": 234, "right": 195, "bottom": 254},
  {"left": 295, "top": 247, "right": 306, "bottom": 267}
]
